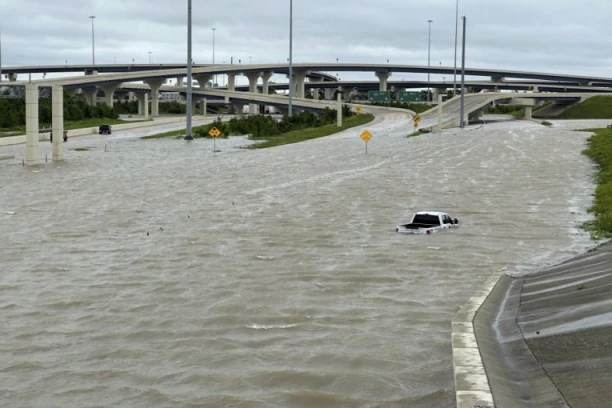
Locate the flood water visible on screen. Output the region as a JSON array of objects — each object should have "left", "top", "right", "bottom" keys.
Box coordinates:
[{"left": 0, "top": 113, "right": 597, "bottom": 407}]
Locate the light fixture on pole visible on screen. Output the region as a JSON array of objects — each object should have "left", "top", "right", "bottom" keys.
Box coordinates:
[
  {"left": 185, "top": 0, "right": 193, "bottom": 140},
  {"left": 427, "top": 19, "right": 432, "bottom": 103},
  {"left": 211, "top": 27, "right": 216, "bottom": 87},
  {"left": 89, "top": 15, "right": 96, "bottom": 66},
  {"left": 460, "top": 16, "right": 466, "bottom": 128},
  {"left": 453, "top": 0, "right": 459, "bottom": 95},
  {"left": 288, "top": 0, "right": 293, "bottom": 116}
]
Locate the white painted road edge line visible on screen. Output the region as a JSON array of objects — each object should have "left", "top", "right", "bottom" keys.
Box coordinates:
[{"left": 452, "top": 272, "right": 502, "bottom": 408}]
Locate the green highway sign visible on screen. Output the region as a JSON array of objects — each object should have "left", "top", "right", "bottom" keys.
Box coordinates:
[
  {"left": 368, "top": 90, "right": 390, "bottom": 102},
  {"left": 398, "top": 91, "right": 421, "bottom": 102}
]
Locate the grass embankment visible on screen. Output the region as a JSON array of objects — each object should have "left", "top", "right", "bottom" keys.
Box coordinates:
[
  {"left": 581, "top": 127, "right": 612, "bottom": 238},
  {"left": 559, "top": 96, "right": 612, "bottom": 119},
  {"left": 248, "top": 114, "right": 374, "bottom": 149},
  {"left": 0, "top": 118, "right": 149, "bottom": 138}
]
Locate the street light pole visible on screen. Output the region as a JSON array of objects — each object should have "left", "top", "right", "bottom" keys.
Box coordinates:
[
  {"left": 453, "top": 0, "right": 459, "bottom": 95},
  {"left": 211, "top": 27, "right": 216, "bottom": 87},
  {"left": 148, "top": 51, "right": 151, "bottom": 64},
  {"left": 427, "top": 19, "right": 432, "bottom": 103},
  {"left": 185, "top": 0, "right": 193, "bottom": 140},
  {"left": 89, "top": 15, "right": 96, "bottom": 67},
  {"left": 460, "top": 16, "right": 466, "bottom": 128},
  {"left": 0, "top": 29, "right": 3, "bottom": 83},
  {"left": 288, "top": 0, "right": 293, "bottom": 117}
]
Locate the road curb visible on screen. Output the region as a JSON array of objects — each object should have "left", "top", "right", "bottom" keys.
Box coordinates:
[{"left": 452, "top": 271, "right": 502, "bottom": 408}]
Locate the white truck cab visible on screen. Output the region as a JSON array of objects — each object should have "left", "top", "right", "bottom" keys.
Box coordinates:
[{"left": 396, "top": 211, "right": 459, "bottom": 234}]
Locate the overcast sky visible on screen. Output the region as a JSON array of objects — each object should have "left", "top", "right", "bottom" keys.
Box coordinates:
[{"left": 1, "top": 0, "right": 611, "bottom": 84}]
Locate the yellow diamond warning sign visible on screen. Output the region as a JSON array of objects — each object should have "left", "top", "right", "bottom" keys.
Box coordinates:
[
  {"left": 360, "top": 129, "right": 372, "bottom": 142},
  {"left": 208, "top": 127, "right": 221, "bottom": 138}
]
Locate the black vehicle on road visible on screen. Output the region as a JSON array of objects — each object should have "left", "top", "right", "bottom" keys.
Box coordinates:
[{"left": 99, "top": 125, "right": 112, "bottom": 135}]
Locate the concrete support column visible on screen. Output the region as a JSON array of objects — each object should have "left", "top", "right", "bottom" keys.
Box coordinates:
[
  {"left": 324, "top": 88, "right": 334, "bottom": 100},
  {"left": 176, "top": 77, "right": 184, "bottom": 87},
  {"left": 81, "top": 88, "right": 97, "bottom": 106},
  {"left": 337, "top": 91, "right": 343, "bottom": 127},
  {"left": 136, "top": 93, "right": 149, "bottom": 118},
  {"left": 261, "top": 72, "right": 273, "bottom": 95},
  {"left": 233, "top": 102, "right": 245, "bottom": 115},
  {"left": 194, "top": 74, "right": 212, "bottom": 88},
  {"left": 25, "top": 84, "right": 39, "bottom": 166},
  {"left": 202, "top": 99, "right": 207, "bottom": 115},
  {"left": 524, "top": 106, "right": 533, "bottom": 119},
  {"left": 145, "top": 79, "right": 164, "bottom": 117},
  {"left": 227, "top": 74, "right": 236, "bottom": 91},
  {"left": 246, "top": 72, "right": 262, "bottom": 115},
  {"left": 311, "top": 88, "right": 319, "bottom": 99},
  {"left": 51, "top": 86, "right": 64, "bottom": 161},
  {"left": 433, "top": 88, "right": 445, "bottom": 104},
  {"left": 291, "top": 71, "right": 308, "bottom": 99},
  {"left": 8, "top": 73, "right": 18, "bottom": 82},
  {"left": 338, "top": 87, "right": 347, "bottom": 101},
  {"left": 375, "top": 71, "right": 391, "bottom": 92},
  {"left": 98, "top": 84, "right": 120, "bottom": 107}
]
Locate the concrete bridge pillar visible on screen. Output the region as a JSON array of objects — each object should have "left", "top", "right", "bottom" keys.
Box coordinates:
[
  {"left": 136, "top": 93, "right": 149, "bottom": 118},
  {"left": 51, "top": 86, "right": 64, "bottom": 162},
  {"left": 98, "top": 83, "right": 121, "bottom": 107},
  {"left": 324, "top": 88, "right": 334, "bottom": 100},
  {"left": 227, "top": 74, "right": 236, "bottom": 91},
  {"left": 7, "top": 73, "right": 18, "bottom": 82},
  {"left": 524, "top": 106, "right": 533, "bottom": 119},
  {"left": 176, "top": 77, "right": 184, "bottom": 87},
  {"left": 233, "top": 102, "right": 246, "bottom": 115},
  {"left": 81, "top": 87, "right": 97, "bottom": 106},
  {"left": 246, "top": 72, "right": 262, "bottom": 115},
  {"left": 290, "top": 70, "right": 308, "bottom": 99},
  {"left": 310, "top": 87, "right": 319, "bottom": 99},
  {"left": 262, "top": 72, "right": 273, "bottom": 94},
  {"left": 194, "top": 74, "right": 212, "bottom": 88},
  {"left": 145, "top": 79, "right": 164, "bottom": 117},
  {"left": 25, "top": 84, "right": 39, "bottom": 166},
  {"left": 432, "top": 88, "right": 446, "bottom": 104},
  {"left": 375, "top": 71, "right": 391, "bottom": 91},
  {"left": 201, "top": 99, "right": 207, "bottom": 115}
]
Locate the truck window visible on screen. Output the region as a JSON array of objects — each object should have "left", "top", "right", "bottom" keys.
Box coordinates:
[
  {"left": 443, "top": 215, "right": 452, "bottom": 224},
  {"left": 412, "top": 214, "right": 441, "bottom": 225}
]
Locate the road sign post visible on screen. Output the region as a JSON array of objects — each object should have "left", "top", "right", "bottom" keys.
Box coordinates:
[
  {"left": 209, "top": 126, "right": 221, "bottom": 152},
  {"left": 360, "top": 129, "right": 372, "bottom": 154}
]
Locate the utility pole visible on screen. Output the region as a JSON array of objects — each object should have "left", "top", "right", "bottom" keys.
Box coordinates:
[
  {"left": 0, "top": 29, "right": 3, "bottom": 83},
  {"left": 453, "top": 0, "right": 459, "bottom": 95},
  {"left": 288, "top": 0, "right": 293, "bottom": 116},
  {"left": 89, "top": 16, "right": 96, "bottom": 66},
  {"left": 211, "top": 27, "right": 216, "bottom": 86},
  {"left": 460, "top": 16, "right": 466, "bottom": 128},
  {"left": 427, "top": 20, "right": 433, "bottom": 103},
  {"left": 185, "top": 0, "right": 193, "bottom": 140}
]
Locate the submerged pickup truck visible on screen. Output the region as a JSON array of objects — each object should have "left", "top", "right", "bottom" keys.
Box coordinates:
[{"left": 396, "top": 211, "right": 459, "bottom": 234}]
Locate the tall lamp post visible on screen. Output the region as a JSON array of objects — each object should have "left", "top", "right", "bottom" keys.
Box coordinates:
[
  {"left": 288, "top": 0, "right": 293, "bottom": 116},
  {"left": 460, "top": 16, "right": 467, "bottom": 128},
  {"left": 185, "top": 0, "right": 193, "bottom": 140},
  {"left": 427, "top": 19, "right": 433, "bottom": 103},
  {"left": 211, "top": 27, "right": 216, "bottom": 86},
  {"left": 89, "top": 15, "right": 96, "bottom": 66},
  {"left": 453, "top": 0, "right": 459, "bottom": 95},
  {"left": 148, "top": 51, "right": 151, "bottom": 64}
]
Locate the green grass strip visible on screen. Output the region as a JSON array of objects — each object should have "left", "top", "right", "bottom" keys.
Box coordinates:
[
  {"left": 559, "top": 96, "right": 612, "bottom": 119},
  {"left": 247, "top": 114, "right": 374, "bottom": 149},
  {"left": 581, "top": 127, "right": 612, "bottom": 238}
]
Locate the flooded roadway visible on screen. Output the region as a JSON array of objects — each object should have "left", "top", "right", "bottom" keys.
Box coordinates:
[{"left": 0, "top": 114, "right": 597, "bottom": 407}]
